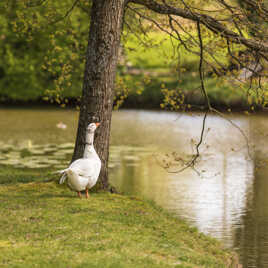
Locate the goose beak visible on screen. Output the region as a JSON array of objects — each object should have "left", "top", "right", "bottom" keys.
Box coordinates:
[{"left": 95, "top": 123, "right": 100, "bottom": 127}]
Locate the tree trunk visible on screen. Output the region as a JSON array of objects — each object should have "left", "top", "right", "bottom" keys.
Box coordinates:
[{"left": 72, "top": 0, "right": 125, "bottom": 189}]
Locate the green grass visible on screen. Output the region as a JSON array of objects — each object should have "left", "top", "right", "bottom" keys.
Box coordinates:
[
  {"left": 124, "top": 31, "right": 208, "bottom": 72},
  {"left": 0, "top": 166, "right": 53, "bottom": 184},
  {"left": 0, "top": 166, "right": 239, "bottom": 267},
  {"left": 125, "top": 32, "right": 181, "bottom": 69}
]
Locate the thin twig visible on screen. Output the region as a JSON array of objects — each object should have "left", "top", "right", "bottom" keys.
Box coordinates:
[
  {"left": 197, "top": 21, "right": 211, "bottom": 110},
  {"left": 210, "top": 107, "right": 252, "bottom": 159},
  {"left": 50, "top": 0, "right": 80, "bottom": 25},
  {"left": 157, "top": 20, "right": 252, "bottom": 174}
]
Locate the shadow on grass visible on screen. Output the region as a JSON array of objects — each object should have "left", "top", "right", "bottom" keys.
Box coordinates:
[
  {"left": 0, "top": 191, "right": 80, "bottom": 200},
  {"left": 37, "top": 192, "right": 78, "bottom": 199}
]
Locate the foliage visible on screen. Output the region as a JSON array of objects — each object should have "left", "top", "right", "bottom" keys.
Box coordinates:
[
  {"left": 0, "top": 0, "right": 90, "bottom": 103},
  {"left": 0, "top": 0, "right": 267, "bottom": 111},
  {"left": 118, "top": 31, "right": 266, "bottom": 110},
  {"left": 125, "top": 0, "right": 268, "bottom": 110},
  {"left": 237, "top": 0, "right": 268, "bottom": 38}
]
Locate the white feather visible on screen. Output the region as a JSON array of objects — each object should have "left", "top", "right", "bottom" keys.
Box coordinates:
[{"left": 57, "top": 123, "right": 101, "bottom": 192}]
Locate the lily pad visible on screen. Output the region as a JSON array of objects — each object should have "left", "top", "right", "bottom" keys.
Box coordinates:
[
  {"left": 0, "top": 159, "right": 22, "bottom": 165},
  {"left": 57, "top": 143, "right": 74, "bottom": 149},
  {"left": 20, "top": 149, "right": 32, "bottom": 158}
]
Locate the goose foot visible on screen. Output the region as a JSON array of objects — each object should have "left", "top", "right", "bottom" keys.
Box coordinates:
[
  {"left": 85, "top": 188, "right": 89, "bottom": 199},
  {"left": 77, "top": 191, "right": 82, "bottom": 198},
  {"left": 86, "top": 188, "right": 89, "bottom": 198}
]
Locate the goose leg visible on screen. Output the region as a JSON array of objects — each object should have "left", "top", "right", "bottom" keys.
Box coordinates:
[
  {"left": 77, "top": 191, "right": 82, "bottom": 198},
  {"left": 85, "top": 188, "right": 89, "bottom": 199}
]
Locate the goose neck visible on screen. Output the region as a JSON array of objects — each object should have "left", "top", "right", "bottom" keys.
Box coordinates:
[
  {"left": 83, "top": 131, "right": 96, "bottom": 158},
  {"left": 86, "top": 131, "right": 94, "bottom": 145}
]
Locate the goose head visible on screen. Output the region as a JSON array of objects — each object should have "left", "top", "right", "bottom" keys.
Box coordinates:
[{"left": 87, "top": 122, "right": 100, "bottom": 133}]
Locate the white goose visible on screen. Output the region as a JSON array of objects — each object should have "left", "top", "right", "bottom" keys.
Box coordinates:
[{"left": 58, "top": 123, "right": 101, "bottom": 198}]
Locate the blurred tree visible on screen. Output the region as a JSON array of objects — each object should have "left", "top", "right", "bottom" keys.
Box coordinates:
[{"left": 0, "top": 0, "right": 90, "bottom": 102}]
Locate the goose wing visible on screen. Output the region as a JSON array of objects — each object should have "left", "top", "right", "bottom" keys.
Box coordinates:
[
  {"left": 69, "top": 158, "right": 99, "bottom": 178},
  {"left": 58, "top": 158, "right": 101, "bottom": 185}
]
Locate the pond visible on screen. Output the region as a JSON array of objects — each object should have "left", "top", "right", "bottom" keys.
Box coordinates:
[{"left": 1, "top": 107, "right": 268, "bottom": 267}]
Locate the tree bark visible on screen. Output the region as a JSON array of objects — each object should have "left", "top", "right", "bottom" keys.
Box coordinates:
[{"left": 72, "top": 0, "right": 125, "bottom": 189}]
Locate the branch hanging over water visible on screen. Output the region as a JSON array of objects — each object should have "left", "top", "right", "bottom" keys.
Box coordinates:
[
  {"left": 155, "top": 21, "right": 252, "bottom": 174},
  {"left": 130, "top": 0, "right": 268, "bottom": 53}
]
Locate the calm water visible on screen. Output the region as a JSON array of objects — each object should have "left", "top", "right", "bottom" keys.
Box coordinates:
[{"left": 1, "top": 108, "right": 268, "bottom": 267}]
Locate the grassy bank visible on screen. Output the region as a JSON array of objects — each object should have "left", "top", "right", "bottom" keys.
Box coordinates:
[{"left": 0, "top": 167, "right": 239, "bottom": 267}]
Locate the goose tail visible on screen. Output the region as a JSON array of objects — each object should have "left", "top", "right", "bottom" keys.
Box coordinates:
[
  {"left": 55, "top": 168, "right": 68, "bottom": 174},
  {"left": 59, "top": 173, "right": 67, "bottom": 184},
  {"left": 57, "top": 168, "right": 69, "bottom": 184}
]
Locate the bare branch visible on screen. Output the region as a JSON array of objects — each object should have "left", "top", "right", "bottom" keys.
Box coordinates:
[
  {"left": 197, "top": 21, "right": 211, "bottom": 110},
  {"left": 51, "top": 0, "right": 80, "bottom": 24},
  {"left": 25, "top": 0, "right": 48, "bottom": 7},
  {"left": 129, "top": 0, "right": 268, "bottom": 53}
]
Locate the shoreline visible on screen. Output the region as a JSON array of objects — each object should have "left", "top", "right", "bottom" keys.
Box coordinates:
[
  {"left": 0, "top": 176, "right": 241, "bottom": 267},
  {"left": 0, "top": 98, "right": 267, "bottom": 114}
]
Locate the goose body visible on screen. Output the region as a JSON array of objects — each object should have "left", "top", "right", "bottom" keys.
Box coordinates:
[{"left": 58, "top": 123, "right": 101, "bottom": 198}]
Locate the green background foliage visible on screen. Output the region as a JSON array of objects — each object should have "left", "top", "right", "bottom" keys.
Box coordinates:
[
  {"left": 0, "top": 0, "right": 267, "bottom": 110},
  {"left": 0, "top": 0, "right": 90, "bottom": 103}
]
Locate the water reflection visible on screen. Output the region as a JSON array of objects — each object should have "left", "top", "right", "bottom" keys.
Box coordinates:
[
  {"left": 234, "top": 163, "right": 268, "bottom": 267},
  {"left": 232, "top": 118, "right": 268, "bottom": 267},
  {"left": 111, "top": 111, "right": 254, "bottom": 242},
  {"left": 1, "top": 108, "right": 268, "bottom": 267},
  {"left": 109, "top": 110, "right": 263, "bottom": 267},
  {"left": 0, "top": 141, "right": 73, "bottom": 168},
  {"left": 109, "top": 147, "right": 254, "bottom": 249}
]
